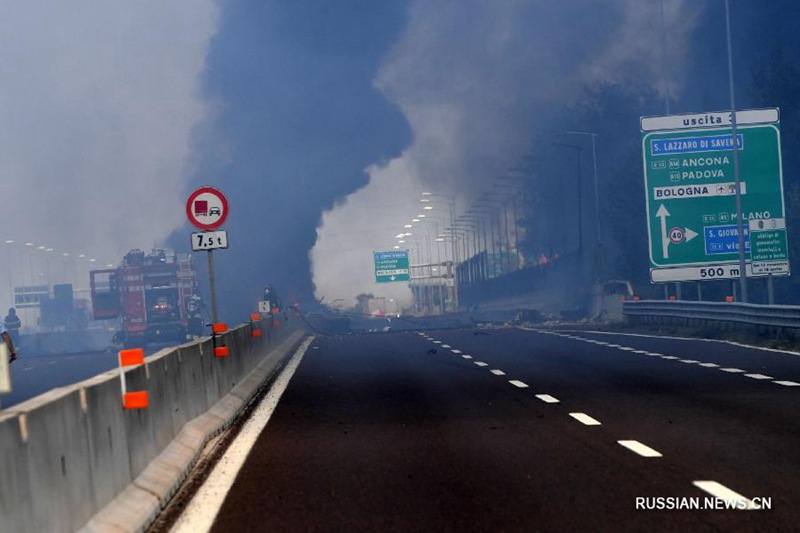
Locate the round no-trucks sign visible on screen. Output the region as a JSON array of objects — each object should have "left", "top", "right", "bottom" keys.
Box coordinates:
[{"left": 186, "top": 186, "right": 229, "bottom": 230}]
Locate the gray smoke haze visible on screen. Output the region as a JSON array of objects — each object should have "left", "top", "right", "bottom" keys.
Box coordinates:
[
  {"left": 311, "top": 0, "right": 699, "bottom": 308},
  {"left": 0, "top": 2, "right": 218, "bottom": 310}
]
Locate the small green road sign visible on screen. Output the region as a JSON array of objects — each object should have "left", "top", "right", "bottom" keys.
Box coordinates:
[
  {"left": 641, "top": 108, "right": 789, "bottom": 282},
  {"left": 374, "top": 250, "right": 410, "bottom": 283}
]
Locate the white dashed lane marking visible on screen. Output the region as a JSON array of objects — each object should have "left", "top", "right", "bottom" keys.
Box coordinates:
[
  {"left": 490, "top": 369, "right": 506, "bottom": 376},
  {"left": 569, "top": 413, "right": 602, "bottom": 426},
  {"left": 774, "top": 380, "right": 800, "bottom": 386},
  {"left": 566, "top": 330, "right": 799, "bottom": 377},
  {"left": 536, "top": 394, "right": 560, "bottom": 404},
  {"left": 509, "top": 380, "right": 529, "bottom": 388},
  {"left": 433, "top": 341, "right": 442, "bottom": 344},
  {"left": 451, "top": 349, "right": 462, "bottom": 354},
  {"left": 617, "top": 440, "right": 663, "bottom": 458},
  {"left": 692, "top": 481, "right": 762, "bottom": 510},
  {"left": 441, "top": 344, "right": 451, "bottom": 348},
  {"left": 474, "top": 362, "right": 488, "bottom": 367},
  {"left": 462, "top": 355, "right": 473, "bottom": 359}
]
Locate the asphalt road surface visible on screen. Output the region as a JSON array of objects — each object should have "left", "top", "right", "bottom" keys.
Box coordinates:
[
  {"left": 200, "top": 327, "right": 799, "bottom": 531},
  {"left": 1, "top": 349, "right": 119, "bottom": 408}
]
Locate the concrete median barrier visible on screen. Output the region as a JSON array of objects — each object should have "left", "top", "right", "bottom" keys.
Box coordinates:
[{"left": 0, "top": 317, "right": 307, "bottom": 533}]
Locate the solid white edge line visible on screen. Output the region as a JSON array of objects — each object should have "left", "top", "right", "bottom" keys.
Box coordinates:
[
  {"left": 535, "top": 394, "right": 559, "bottom": 404},
  {"left": 617, "top": 440, "right": 662, "bottom": 457},
  {"left": 509, "top": 380, "right": 529, "bottom": 388},
  {"left": 569, "top": 412, "right": 601, "bottom": 426},
  {"left": 525, "top": 327, "right": 800, "bottom": 358},
  {"left": 170, "top": 336, "right": 315, "bottom": 533},
  {"left": 692, "top": 481, "right": 761, "bottom": 510}
]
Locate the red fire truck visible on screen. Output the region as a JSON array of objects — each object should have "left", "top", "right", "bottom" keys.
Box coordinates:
[{"left": 89, "top": 249, "right": 200, "bottom": 346}]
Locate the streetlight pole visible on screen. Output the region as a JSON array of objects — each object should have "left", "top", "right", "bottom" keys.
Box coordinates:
[
  {"left": 725, "top": 0, "right": 747, "bottom": 303},
  {"left": 495, "top": 175, "right": 526, "bottom": 270},
  {"left": 422, "top": 192, "right": 459, "bottom": 309},
  {"left": 481, "top": 194, "right": 515, "bottom": 275},
  {"left": 552, "top": 142, "right": 583, "bottom": 255},
  {"left": 563, "top": 131, "right": 602, "bottom": 281}
]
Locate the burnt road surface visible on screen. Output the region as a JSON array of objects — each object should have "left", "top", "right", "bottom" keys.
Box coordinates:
[{"left": 207, "top": 327, "right": 800, "bottom": 531}]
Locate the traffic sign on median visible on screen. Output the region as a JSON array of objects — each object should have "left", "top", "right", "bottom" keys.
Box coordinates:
[
  {"left": 641, "top": 108, "right": 789, "bottom": 282},
  {"left": 374, "top": 250, "right": 410, "bottom": 283}
]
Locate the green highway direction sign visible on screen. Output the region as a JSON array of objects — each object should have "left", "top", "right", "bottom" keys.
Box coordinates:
[
  {"left": 641, "top": 108, "right": 789, "bottom": 283},
  {"left": 374, "top": 250, "right": 410, "bottom": 283}
]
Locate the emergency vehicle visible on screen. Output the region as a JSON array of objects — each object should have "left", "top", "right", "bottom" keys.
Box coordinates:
[{"left": 89, "top": 249, "right": 200, "bottom": 346}]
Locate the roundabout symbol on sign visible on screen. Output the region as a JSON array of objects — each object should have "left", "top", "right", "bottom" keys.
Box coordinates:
[
  {"left": 186, "top": 186, "right": 229, "bottom": 231},
  {"left": 669, "top": 227, "right": 685, "bottom": 244}
]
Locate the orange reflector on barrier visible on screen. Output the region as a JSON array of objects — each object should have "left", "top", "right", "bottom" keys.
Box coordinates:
[
  {"left": 668, "top": 295, "right": 677, "bottom": 301},
  {"left": 725, "top": 296, "right": 734, "bottom": 302},
  {"left": 251, "top": 329, "right": 262, "bottom": 338},
  {"left": 250, "top": 313, "right": 260, "bottom": 321},
  {"left": 119, "top": 348, "right": 145, "bottom": 367},
  {"left": 123, "top": 391, "right": 149, "bottom": 409},
  {"left": 212, "top": 323, "right": 228, "bottom": 333},
  {"left": 271, "top": 307, "right": 279, "bottom": 315},
  {"left": 633, "top": 295, "right": 640, "bottom": 301},
  {"left": 273, "top": 320, "right": 281, "bottom": 328},
  {"left": 214, "top": 346, "right": 229, "bottom": 357}
]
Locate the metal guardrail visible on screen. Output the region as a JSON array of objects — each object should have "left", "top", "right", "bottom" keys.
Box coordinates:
[{"left": 623, "top": 300, "right": 800, "bottom": 330}]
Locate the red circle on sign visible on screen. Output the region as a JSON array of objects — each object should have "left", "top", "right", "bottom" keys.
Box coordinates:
[
  {"left": 186, "top": 186, "right": 229, "bottom": 230},
  {"left": 668, "top": 227, "right": 684, "bottom": 244}
]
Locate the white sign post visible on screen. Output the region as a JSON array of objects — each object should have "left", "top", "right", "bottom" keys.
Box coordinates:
[{"left": 0, "top": 344, "right": 12, "bottom": 407}]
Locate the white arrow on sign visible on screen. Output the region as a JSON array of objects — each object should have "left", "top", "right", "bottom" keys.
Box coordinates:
[
  {"left": 684, "top": 227, "right": 698, "bottom": 243},
  {"left": 656, "top": 204, "right": 670, "bottom": 259},
  {"left": 390, "top": 275, "right": 396, "bottom": 281}
]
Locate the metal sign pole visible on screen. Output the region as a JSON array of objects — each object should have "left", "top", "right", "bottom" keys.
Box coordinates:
[
  {"left": 208, "top": 249, "right": 218, "bottom": 323},
  {"left": 725, "top": 0, "right": 747, "bottom": 303}
]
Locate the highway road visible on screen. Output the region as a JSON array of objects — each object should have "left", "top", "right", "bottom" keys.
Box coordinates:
[
  {"left": 168, "top": 326, "right": 800, "bottom": 532},
  {"left": 0, "top": 350, "right": 120, "bottom": 408}
]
